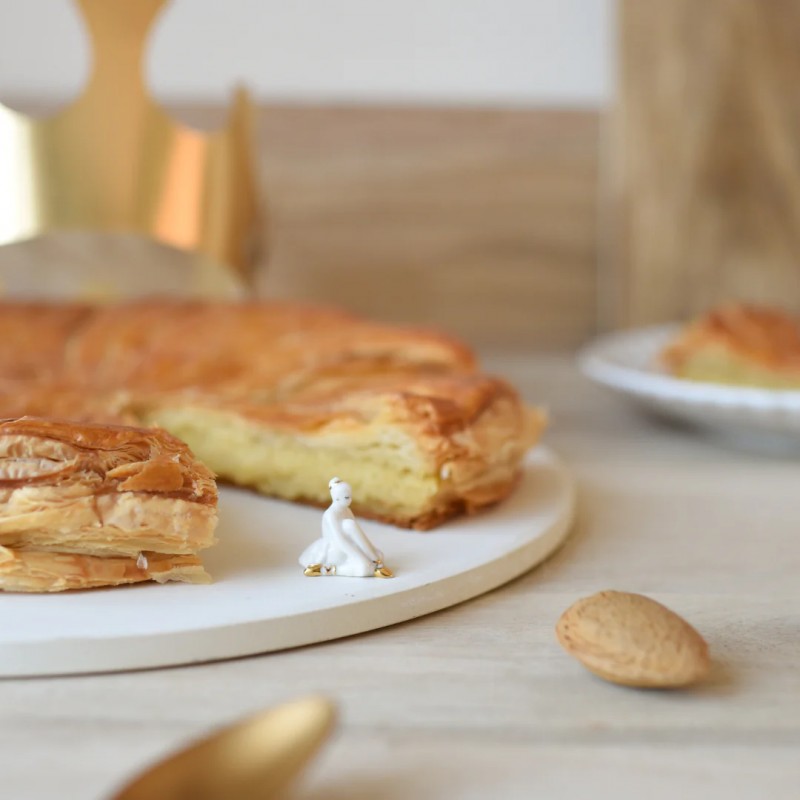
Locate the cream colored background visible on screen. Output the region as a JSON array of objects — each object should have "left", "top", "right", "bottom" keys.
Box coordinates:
[{"left": 0, "top": 0, "right": 610, "bottom": 105}]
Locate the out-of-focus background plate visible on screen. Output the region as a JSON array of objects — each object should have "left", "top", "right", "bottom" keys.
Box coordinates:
[
  {"left": 0, "top": 447, "right": 575, "bottom": 678},
  {"left": 579, "top": 325, "right": 800, "bottom": 443}
]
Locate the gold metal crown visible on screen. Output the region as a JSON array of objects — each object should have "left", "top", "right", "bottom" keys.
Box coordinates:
[{"left": 0, "top": 0, "right": 262, "bottom": 291}]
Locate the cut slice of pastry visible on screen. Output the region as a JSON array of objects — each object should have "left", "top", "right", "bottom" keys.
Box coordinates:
[
  {"left": 0, "top": 417, "right": 218, "bottom": 592},
  {"left": 661, "top": 304, "right": 800, "bottom": 388},
  {"left": 139, "top": 373, "right": 545, "bottom": 530}
]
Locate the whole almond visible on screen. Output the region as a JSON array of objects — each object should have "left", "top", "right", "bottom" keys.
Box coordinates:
[{"left": 555, "top": 590, "right": 710, "bottom": 688}]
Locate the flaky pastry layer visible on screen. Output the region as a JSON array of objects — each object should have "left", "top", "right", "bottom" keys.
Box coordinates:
[
  {"left": 141, "top": 379, "right": 544, "bottom": 528},
  {"left": 0, "top": 546, "right": 209, "bottom": 593},
  {"left": 0, "top": 300, "right": 542, "bottom": 531},
  {"left": 0, "top": 417, "right": 218, "bottom": 592}
]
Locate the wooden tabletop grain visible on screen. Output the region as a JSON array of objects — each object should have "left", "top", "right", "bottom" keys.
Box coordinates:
[{"left": 1, "top": 354, "right": 798, "bottom": 800}]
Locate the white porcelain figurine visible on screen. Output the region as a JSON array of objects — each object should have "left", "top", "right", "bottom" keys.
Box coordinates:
[{"left": 300, "top": 478, "right": 393, "bottom": 578}]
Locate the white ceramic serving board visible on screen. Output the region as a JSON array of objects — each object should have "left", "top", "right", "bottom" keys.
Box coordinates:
[{"left": 0, "top": 447, "right": 575, "bottom": 677}]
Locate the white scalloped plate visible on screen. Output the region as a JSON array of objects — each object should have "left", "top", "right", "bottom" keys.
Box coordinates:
[
  {"left": 579, "top": 326, "right": 800, "bottom": 443},
  {"left": 0, "top": 447, "right": 575, "bottom": 677}
]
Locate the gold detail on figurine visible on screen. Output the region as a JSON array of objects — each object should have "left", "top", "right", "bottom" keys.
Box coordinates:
[{"left": 373, "top": 564, "right": 394, "bottom": 578}]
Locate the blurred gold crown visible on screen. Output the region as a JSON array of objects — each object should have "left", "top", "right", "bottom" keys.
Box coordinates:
[{"left": 0, "top": 0, "right": 262, "bottom": 289}]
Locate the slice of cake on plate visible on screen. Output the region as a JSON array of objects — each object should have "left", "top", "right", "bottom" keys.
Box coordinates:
[{"left": 661, "top": 304, "right": 800, "bottom": 389}]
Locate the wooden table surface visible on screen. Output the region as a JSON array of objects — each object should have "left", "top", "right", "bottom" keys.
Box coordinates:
[{"left": 1, "top": 354, "right": 798, "bottom": 800}]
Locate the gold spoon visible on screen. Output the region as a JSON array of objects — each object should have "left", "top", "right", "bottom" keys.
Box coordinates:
[{"left": 110, "top": 696, "right": 336, "bottom": 800}]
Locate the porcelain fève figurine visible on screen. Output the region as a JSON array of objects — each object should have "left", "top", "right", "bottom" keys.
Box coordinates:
[{"left": 300, "top": 478, "right": 393, "bottom": 578}]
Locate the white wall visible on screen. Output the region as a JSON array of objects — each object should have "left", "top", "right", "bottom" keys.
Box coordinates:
[{"left": 0, "top": 0, "right": 611, "bottom": 106}]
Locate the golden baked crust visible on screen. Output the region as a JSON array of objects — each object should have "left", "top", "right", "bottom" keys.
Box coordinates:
[
  {"left": 661, "top": 304, "right": 800, "bottom": 388},
  {"left": 0, "top": 303, "right": 90, "bottom": 381},
  {"left": 0, "top": 417, "right": 217, "bottom": 592},
  {"left": 0, "top": 300, "right": 542, "bottom": 530},
  {"left": 65, "top": 300, "right": 477, "bottom": 395}
]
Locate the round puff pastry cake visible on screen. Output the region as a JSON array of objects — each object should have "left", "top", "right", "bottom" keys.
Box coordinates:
[
  {"left": 0, "top": 417, "right": 218, "bottom": 592},
  {"left": 0, "top": 299, "right": 545, "bottom": 533},
  {"left": 661, "top": 303, "right": 800, "bottom": 388}
]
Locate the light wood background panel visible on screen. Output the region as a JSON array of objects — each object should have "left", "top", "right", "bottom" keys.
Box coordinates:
[
  {"left": 606, "top": 0, "right": 800, "bottom": 328},
  {"left": 0, "top": 105, "right": 600, "bottom": 350},
  {"left": 258, "top": 107, "right": 599, "bottom": 349}
]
